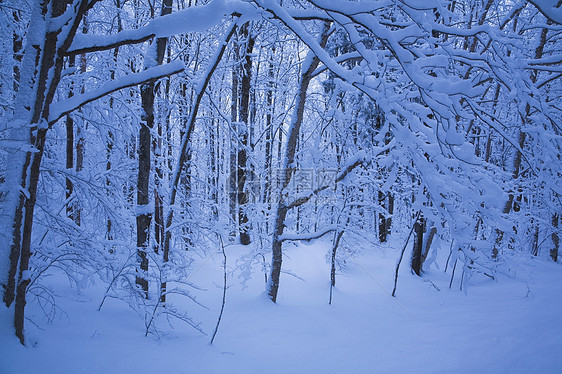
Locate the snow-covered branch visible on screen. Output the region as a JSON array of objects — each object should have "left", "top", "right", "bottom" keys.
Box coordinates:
[
  {"left": 279, "top": 226, "right": 336, "bottom": 242},
  {"left": 66, "top": 0, "right": 255, "bottom": 56},
  {"left": 528, "top": 0, "right": 562, "bottom": 24},
  {"left": 48, "top": 60, "right": 185, "bottom": 124}
]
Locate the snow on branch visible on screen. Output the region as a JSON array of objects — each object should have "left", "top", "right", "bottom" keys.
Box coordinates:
[
  {"left": 311, "top": 51, "right": 362, "bottom": 78},
  {"left": 67, "top": 29, "right": 155, "bottom": 56},
  {"left": 285, "top": 8, "right": 333, "bottom": 21},
  {"left": 257, "top": 0, "right": 360, "bottom": 86},
  {"left": 279, "top": 226, "right": 336, "bottom": 242},
  {"left": 48, "top": 60, "right": 185, "bottom": 124},
  {"left": 66, "top": 0, "right": 255, "bottom": 55},
  {"left": 528, "top": 0, "right": 562, "bottom": 25}
]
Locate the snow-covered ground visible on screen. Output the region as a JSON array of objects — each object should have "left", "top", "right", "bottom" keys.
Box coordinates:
[{"left": 2, "top": 240, "right": 561, "bottom": 373}]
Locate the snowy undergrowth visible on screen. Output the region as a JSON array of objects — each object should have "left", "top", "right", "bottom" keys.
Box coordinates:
[{"left": 1, "top": 240, "right": 561, "bottom": 374}]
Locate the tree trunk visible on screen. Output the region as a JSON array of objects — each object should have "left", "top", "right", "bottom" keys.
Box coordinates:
[
  {"left": 11, "top": 8, "right": 23, "bottom": 93},
  {"left": 378, "top": 191, "right": 388, "bottom": 243},
  {"left": 268, "top": 25, "right": 329, "bottom": 303},
  {"left": 73, "top": 25, "right": 88, "bottom": 227},
  {"left": 551, "top": 214, "right": 559, "bottom": 262},
  {"left": 106, "top": 1, "right": 123, "bottom": 241},
  {"left": 329, "top": 230, "right": 345, "bottom": 304},
  {"left": 136, "top": 104, "right": 151, "bottom": 297},
  {"left": 11, "top": 0, "right": 88, "bottom": 345},
  {"left": 229, "top": 41, "right": 239, "bottom": 234},
  {"left": 421, "top": 225, "right": 437, "bottom": 269},
  {"left": 411, "top": 214, "right": 425, "bottom": 276},
  {"left": 237, "top": 24, "right": 255, "bottom": 245},
  {"left": 262, "top": 48, "right": 275, "bottom": 208},
  {"left": 378, "top": 131, "right": 393, "bottom": 242},
  {"left": 229, "top": 23, "right": 254, "bottom": 245},
  {"left": 531, "top": 224, "right": 540, "bottom": 256},
  {"left": 2, "top": 4, "right": 47, "bottom": 309},
  {"left": 65, "top": 57, "right": 76, "bottom": 221},
  {"left": 137, "top": 0, "right": 173, "bottom": 299}
]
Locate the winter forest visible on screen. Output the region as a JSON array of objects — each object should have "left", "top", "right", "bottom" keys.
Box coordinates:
[{"left": 1, "top": 0, "right": 561, "bottom": 372}]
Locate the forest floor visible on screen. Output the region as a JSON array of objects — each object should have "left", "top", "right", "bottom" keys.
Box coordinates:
[{"left": 1, "top": 238, "right": 561, "bottom": 373}]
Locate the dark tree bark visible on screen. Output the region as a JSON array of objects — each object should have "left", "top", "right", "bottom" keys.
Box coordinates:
[
  {"left": 136, "top": 0, "right": 174, "bottom": 299},
  {"left": 329, "top": 230, "right": 344, "bottom": 304},
  {"left": 387, "top": 194, "right": 394, "bottom": 235},
  {"left": 421, "top": 226, "right": 437, "bottom": 271},
  {"left": 531, "top": 224, "right": 540, "bottom": 256},
  {"left": 74, "top": 123, "right": 84, "bottom": 226},
  {"left": 237, "top": 24, "right": 255, "bottom": 245},
  {"left": 153, "top": 47, "right": 172, "bottom": 258},
  {"left": 378, "top": 191, "right": 388, "bottom": 242},
  {"left": 262, "top": 51, "right": 275, "bottom": 207},
  {"left": 378, "top": 192, "right": 393, "bottom": 243},
  {"left": 229, "top": 23, "right": 255, "bottom": 245},
  {"left": 551, "top": 214, "right": 559, "bottom": 262},
  {"left": 11, "top": 9, "right": 23, "bottom": 93},
  {"left": 378, "top": 131, "right": 394, "bottom": 242},
  {"left": 411, "top": 214, "right": 425, "bottom": 276},
  {"left": 106, "top": 0, "right": 123, "bottom": 241},
  {"left": 136, "top": 104, "right": 151, "bottom": 296},
  {"left": 3, "top": 7, "right": 27, "bottom": 309},
  {"left": 65, "top": 56, "right": 76, "bottom": 222}
]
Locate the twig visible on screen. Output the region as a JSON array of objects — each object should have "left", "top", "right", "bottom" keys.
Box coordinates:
[
  {"left": 424, "top": 279, "right": 441, "bottom": 291},
  {"left": 210, "top": 234, "right": 227, "bottom": 344},
  {"left": 444, "top": 240, "right": 454, "bottom": 272},
  {"left": 98, "top": 252, "right": 136, "bottom": 311},
  {"left": 449, "top": 259, "right": 458, "bottom": 289}
]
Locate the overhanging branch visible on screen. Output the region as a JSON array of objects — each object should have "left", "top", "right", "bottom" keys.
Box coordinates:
[
  {"left": 66, "top": 31, "right": 155, "bottom": 56},
  {"left": 66, "top": 0, "right": 255, "bottom": 56},
  {"left": 48, "top": 60, "right": 185, "bottom": 125}
]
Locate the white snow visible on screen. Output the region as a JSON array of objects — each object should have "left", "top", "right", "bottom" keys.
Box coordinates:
[
  {"left": 1, "top": 239, "right": 561, "bottom": 373},
  {"left": 67, "top": 0, "right": 258, "bottom": 55}
]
